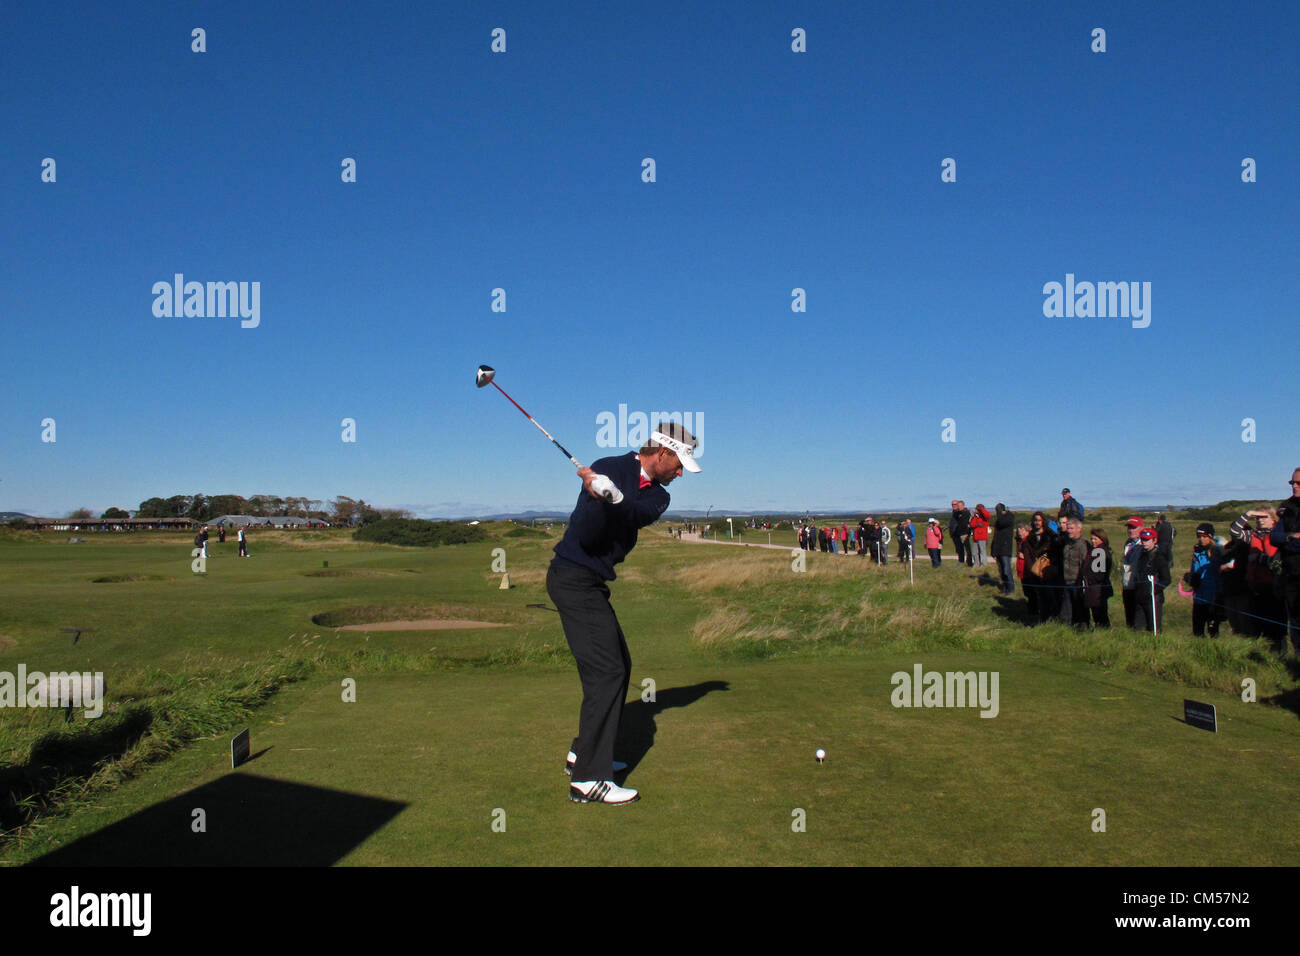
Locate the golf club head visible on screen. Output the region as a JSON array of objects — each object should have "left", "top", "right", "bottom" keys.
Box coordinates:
[{"left": 475, "top": 365, "right": 495, "bottom": 388}]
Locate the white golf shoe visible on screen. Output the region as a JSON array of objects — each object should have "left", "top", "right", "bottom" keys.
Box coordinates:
[
  {"left": 569, "top": 779, "right": 639, "bottom": 805},
  {"left": 565, "top": 750, "right": 627, "bottom": 776}
]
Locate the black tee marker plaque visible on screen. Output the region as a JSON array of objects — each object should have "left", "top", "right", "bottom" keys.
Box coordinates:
[
  {"left": 1183, "top": 699, "right": 1218, "bottom": 733},
  {"left": 231, "top": 728, "right": 251, "bottom": 768}
]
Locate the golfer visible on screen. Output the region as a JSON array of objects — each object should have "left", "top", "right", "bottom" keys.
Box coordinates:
[{"left": 547, "top": 421, "right": 700, "bottom": 805}]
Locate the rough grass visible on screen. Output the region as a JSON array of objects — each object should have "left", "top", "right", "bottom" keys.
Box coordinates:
[
  {"left": 0, "top": 654, "right": 313, "bottom": 837},
  {"left": 667, "top": 544, "right": 1292, "bottom": 698}
]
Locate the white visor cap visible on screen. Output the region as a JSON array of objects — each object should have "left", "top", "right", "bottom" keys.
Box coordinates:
[{"left": 650, "top": 429, "right": 701, "bottom": 473}]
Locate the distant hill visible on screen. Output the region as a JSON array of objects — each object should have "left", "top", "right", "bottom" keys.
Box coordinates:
[{"left": 461, "top": 511, "right": 569, "bottom": 522}]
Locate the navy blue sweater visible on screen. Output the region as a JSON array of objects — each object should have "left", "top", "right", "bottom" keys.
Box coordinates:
[{"left": 551, "top": 453, "right": 670, "bottom": 580}]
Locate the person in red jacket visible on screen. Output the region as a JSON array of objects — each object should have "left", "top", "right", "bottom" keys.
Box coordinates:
[
  {"left": 1229, "top": 507, "right": 1285, "bottom": 646},
  {"left": 970, "top": 505, "right": 990, "bottom": 567}
]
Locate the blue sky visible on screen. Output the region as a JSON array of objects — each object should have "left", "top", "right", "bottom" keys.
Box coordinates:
[{"left": 2, "top": 1, "right": 1297, "bottom": 518}]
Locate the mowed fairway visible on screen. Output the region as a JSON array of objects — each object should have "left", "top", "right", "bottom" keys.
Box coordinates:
[{"left": 2, "top": 525, "right": 1299, "bottom": 866}]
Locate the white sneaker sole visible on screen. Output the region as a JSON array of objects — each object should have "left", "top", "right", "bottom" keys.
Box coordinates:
[{"left": 569, "top": 783, "right": 639, "bottom": 805}]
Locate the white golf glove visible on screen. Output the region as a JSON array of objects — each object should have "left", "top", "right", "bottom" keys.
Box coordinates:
[{"left": 590, "top": 474, "right": 624, "bottom": 504}]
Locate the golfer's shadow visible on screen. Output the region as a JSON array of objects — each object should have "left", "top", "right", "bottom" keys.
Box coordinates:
[{"left": 617, "top": 680, "right": 729, "bottom": 777}]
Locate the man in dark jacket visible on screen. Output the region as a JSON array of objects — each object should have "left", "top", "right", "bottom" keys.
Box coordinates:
[
  {"left": 548, "top": 422, "right": 700, "bottom": 804},
  {"left": 896, "top": 519, "right": 912, "bottom": 563},
  {"left": 991, "top": 503, "right": 1015, "bottom": 594},
  {"left": 1270, "top": 468, "right": 1300, "bottom": 656},
  {"left": 1156, "top": 514, "right": 1175, "bottom": 567},
  {"left": 1059, "top": 518, "right": 1089, "bottom": 626},
  {"left": 1134, "top": 527, "right": 1171, "bottom": 633},
  {"left": 1058, "top": 488, "right": 1084, "bottom": 523},
  {"left": 1120, "top": 517, "right": 1145, "bottom": 627},
  {"left": 950, "top": 501, "right": 971, "bottom": 566}
]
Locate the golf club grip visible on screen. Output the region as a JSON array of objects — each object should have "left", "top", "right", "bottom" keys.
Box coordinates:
[{"left": 551, "top": 440, "right": 581, "bottom": 467}]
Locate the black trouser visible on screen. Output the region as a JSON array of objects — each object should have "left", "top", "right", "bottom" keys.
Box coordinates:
[
  {"left": 1223, "top": 590, "right": 1251, "bottom": 635},
  {"left": 952, "top": 533, "right": 966, "bottom": 564},
  {"left": 996, "top": 555, "right": 1015, "bottom": 594},
  {"left": 1283, "top": 576, "right": 1300, "bottom": 655},
  {"left": 1192, "top": 601, "right": 1220, "bottom": 637},
  {"left": 1134, "top": 591, "right": 1163, "bottom": 633},
  {"left": 1123, "top": 589, "right": 1138, "bottom": 627},
  {"left": 1089, "top": 601, "right": 1110, "bottom": 628},
  {"left": 547, "top": 563, "right": 631, "bottom": 783},
  {"left": 1249, "top": 589, "right": 1286, "bottom": 641},
  {"left": 1059, "top": 586, "right": 1087, "bottom": 627},
  {"left": 1039, "top": 583, "right": 1062, "bottom": 623}
]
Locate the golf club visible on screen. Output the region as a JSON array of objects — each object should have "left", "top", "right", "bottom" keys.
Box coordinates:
[{"left": 475, "top": 365, "right": 623, "bottom": 503}]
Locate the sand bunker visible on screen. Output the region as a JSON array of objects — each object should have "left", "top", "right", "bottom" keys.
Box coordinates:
[
  {"left": 303, "top": 569, "right": 419, "bottom": 578},
  {"left": 337, "top": 619, "right": 508, "bottom": 631}
]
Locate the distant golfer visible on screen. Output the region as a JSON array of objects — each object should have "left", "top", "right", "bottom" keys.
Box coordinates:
[{"left": 548, "top": 422, "right": 701, "bottom": 805}]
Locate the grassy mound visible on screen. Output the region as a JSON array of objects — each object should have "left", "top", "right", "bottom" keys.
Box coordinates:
[
  {"left": 353, "top": 519, "right": 487, "bottom": 548},
  {"left": 504, "top": 525, "right": 549, "bottom": 538}
]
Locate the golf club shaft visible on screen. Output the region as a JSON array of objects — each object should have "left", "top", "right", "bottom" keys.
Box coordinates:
[{"left": 489, "top": 381, "right": 582, "bottom": 467}]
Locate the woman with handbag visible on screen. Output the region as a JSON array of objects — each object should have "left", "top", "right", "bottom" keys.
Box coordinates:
[
  {"left": 1083, "top": 528, "right": 1114, "bottom": 628},
  {"left": 1023, "top": 512, "right": 1056, "bottom": 624}
]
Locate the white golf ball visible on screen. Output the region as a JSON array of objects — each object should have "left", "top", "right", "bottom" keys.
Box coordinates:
[{"left": 815, "top": 748, "right": 826, "bottom": 761}]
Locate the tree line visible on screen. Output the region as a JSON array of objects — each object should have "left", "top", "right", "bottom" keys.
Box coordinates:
[{"left": 66, "top": 495, "right": 411, "bottom": 526}]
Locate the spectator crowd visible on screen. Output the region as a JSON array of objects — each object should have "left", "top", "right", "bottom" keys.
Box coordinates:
[{"left": 787, "top": 472, "right": 1300, "bottom": 657}]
